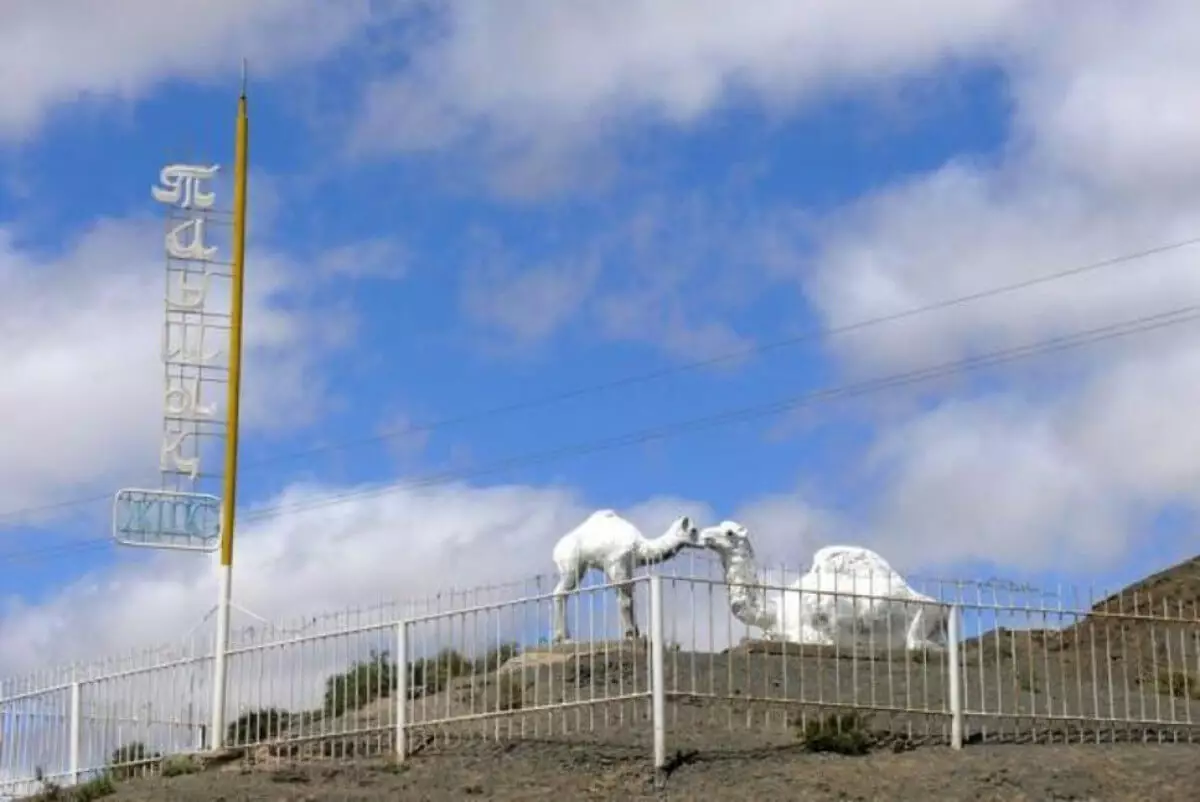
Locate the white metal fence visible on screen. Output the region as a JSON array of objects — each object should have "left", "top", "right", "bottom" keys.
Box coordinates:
[{"left": 3, "top": 565, "right": 1198, "bottom": 797}]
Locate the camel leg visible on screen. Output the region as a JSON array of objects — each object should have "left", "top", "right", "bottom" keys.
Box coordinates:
[
  {"left": 607, "top": 566, "right": 638, "bottom": 640},
  {"left": 906, "top": 605, "right": 942, "bottom": 651},
  {"left": 618, "top": 584, "right": 639, "bottom": 640},
  {"left": 552, "top": 566, "right": 583, "bottom": 644}
]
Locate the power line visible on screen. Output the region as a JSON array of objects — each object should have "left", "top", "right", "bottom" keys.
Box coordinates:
[
  {"left": 2, "top": 234, "right": 1197, "bottom": 528},
  {"left": 240, "top": 303, "right": 1200, "bottom": 521},
  {"left": 3, "top": 301, "right": 1197, "bottom": 564}
]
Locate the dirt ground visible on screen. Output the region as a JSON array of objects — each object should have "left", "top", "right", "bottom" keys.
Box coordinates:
[{"left": 83, "top": 740, "right": 1200, "bottom": 801}]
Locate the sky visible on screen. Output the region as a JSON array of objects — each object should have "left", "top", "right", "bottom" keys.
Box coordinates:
[{"left": 3, "top": 0, "right": 1200, "bottom": 681}]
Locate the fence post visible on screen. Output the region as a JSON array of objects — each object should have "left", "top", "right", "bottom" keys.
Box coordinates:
[
  {"left": 68, "top": 681, "right": 81, "bottom": 785},
  {"left": 395, "top": 620, "right": 409, "bottom": 762},
  {"left": 649, "top": 574, "right": 666, "bottom": 770},
  {"left": 947, "top": 603, "right": 963, "bottom": 749},
  {"left": 210, "top": 567, "right": 232, "bottom": 751}
]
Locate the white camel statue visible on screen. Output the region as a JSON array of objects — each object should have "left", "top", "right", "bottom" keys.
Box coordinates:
[
  {"left": 551, "top": 509, "right": 701, "bottom": 643},
  {"left": 698, "top": 522, "right": 948, "bottom": 651}
]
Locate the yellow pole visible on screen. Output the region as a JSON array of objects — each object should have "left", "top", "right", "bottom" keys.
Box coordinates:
[
  {"left": 221, "top": 72, "right": 249, "bottom": 568},
  {"left": 211, "top": 65, "right": 249, "bottom": 751}
]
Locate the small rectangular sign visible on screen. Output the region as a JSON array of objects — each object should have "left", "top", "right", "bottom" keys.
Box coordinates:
[{"left": 113, "top": 488, "right": 221, "bottom": 551}]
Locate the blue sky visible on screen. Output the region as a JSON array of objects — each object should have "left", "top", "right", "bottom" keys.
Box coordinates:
[{"left": 2, "top": 1, "right": 1200, "bottom": 675}]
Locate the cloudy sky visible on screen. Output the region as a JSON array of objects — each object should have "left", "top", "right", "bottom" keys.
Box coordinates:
[{"left": 2, "top": 0, "right": 1200, "bottom": 678}]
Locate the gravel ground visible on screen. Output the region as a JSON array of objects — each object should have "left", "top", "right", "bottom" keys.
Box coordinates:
[{"left": 77, "top": 740, "right": 1200, "bottom": 801}]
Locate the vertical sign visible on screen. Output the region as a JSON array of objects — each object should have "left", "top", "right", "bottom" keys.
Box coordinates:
[{"left": 113, "top": 164, "right": 231, "bottom": 551}]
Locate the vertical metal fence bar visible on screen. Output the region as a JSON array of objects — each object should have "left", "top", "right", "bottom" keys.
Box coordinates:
[
  {"left": 1149, "top": 593, "right": 1162, "bottom": 741},
  {"left": 948, "top": 604, "right": 962, "bottom": 750},
  {"left": 1163, "top": 598, "right": 1176, "bottom": 741},
  {"left": 1179, "top": 600, "right": 1193, "bottom": 731},
  {"left": 68, "top": 680, "right": 81, "bottom": 785},
  {"left": 1087, "top": 585, "right": 1100, "bottom": 744},
  {"left": 395, "top": 621, "right": 408, "bottom": 762},
  {"left": 649, "top": 575, "right": 666, "bottom": 770}
]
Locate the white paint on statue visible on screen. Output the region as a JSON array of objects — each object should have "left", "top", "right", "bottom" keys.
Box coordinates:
[
  {"left": 695, "top": 521, "right": 778, "bottom": 633},
  {"left": 699, "top": 524, "right": 947, "bottom": 651},
  {"left": 782, "top": 545, "right": 947, "bottom": 650},
  {"left": 551, "top": 509, "right": 701, "bottom": 643}
]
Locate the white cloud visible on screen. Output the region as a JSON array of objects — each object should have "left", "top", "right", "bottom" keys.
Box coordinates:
[
  {"left": 373, "top": 411, "right": 432, "bottom": 467},
  {"left": 857, "top": 335, "right": 1200, "bottom": 574},
  {"left": 593, "top": 286, "right": 752, "bottom": 363},
  {"left": 795, "top": 2, "right": 1200, "bottom": 371},
  {"left": 1066, "top": 343, "right": 1200, "bottom": 502},
  {"left": 1012, "top": 0, "right": 1200, "bottom": 200},
  {"left": 791, "top": 2, "right": 1200, "bottom": 572},
  {"left": 350, "top": 0, "right": 1035, "bottom": 194},
  {"left": 733, "top": 491, "right": 848, "bottom": 566},
  {"left": 804, "top": 165, "right": 1200, "bottom": 375},
  {"left": 461, "top": 255, "right": 602, "bottom": 347},
  {"left": 0, "top": 214, "right": 382, "bottom": 522},
  {"left": 862, "top": 396, "right": 1124, "bottom": 571},
  {"left": 315, "top": 238, "right": 408, "bottom": 282},
  {"left": 458, "top": 199, "right": 761, "bottom": 360},
  {"left": 0, "top": 0, "right": 384, "bottom": 142}
]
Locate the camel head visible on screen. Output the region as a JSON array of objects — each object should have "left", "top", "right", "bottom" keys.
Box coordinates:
[
  {"left": 698, "top": 520, "right": 754, "bottom": 560},
  {"left": 698, "top": 521, "right": 776, "bottom": 632},
  {"left": 669, "top": 515, "right": 701, "bottom": 546}
]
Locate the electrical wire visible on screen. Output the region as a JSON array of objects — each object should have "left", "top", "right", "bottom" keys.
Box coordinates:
[
  {"left": 2, "top": 300, "right": 1197, "bottom": 564},
  {"left": 1, "top": 234, "right": 1196, "bottom": 528}
]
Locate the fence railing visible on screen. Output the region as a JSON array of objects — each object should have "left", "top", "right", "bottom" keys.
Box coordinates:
[{"left": 3, "top": 567, "right": 1199, "bottom": 798}]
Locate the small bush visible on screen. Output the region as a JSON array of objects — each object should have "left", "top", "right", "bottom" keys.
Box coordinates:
[
  {"left": 323, "top": 650, "right": 397, "bottom": 717},
  {"left": 160, "top": 755, "right": 202, "bottom": 778},
  {"left": 75, "top": 775, "right": 118, "bottom": 801},
  {"left": 410, "top": 645, "right": 520, "bottom": 696},
  {"left": 1014, "top": 670, "right": 1041, "bottom": 693},
  {"left": 107, "top": 742, "right": 161, "bottom": 781},
  {"left": 410, "top": 649, "right": 471, "bottom": 697},
  {"left": 28, "top": 773, "right": 117, "bottom": 801},
  {"left": 495, "top": 674, "right": 525, "bottom": 711},
  {"left": 1158, "top": 669, "right": 1200, "bottom": 700},
  {"left": 462, "top": 672, "right": 526, "bottom": 711},
  {"left": 227, "top": 707, "right": 292, "bottom": 745},
  {"left": 474, "top": 643, "right": 520, "bottom": 673},
  {"left": 321, "top": 644, "right": 522, "bottom": 719},
  {"left": 798, "top": 711, "right": 873, "bottom": 755}
]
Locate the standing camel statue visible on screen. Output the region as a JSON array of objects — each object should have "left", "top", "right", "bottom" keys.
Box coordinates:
[
  {"left": 551, "top": 510, "right": 701, "bottom": 643},
  {"left": 698, "top": 522, "right": 948, "bottom": 651}
]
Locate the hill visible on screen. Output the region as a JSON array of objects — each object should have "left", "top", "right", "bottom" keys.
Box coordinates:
[{"left": 1088, "top": 554, "right": 1200, "bottom": 617}]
